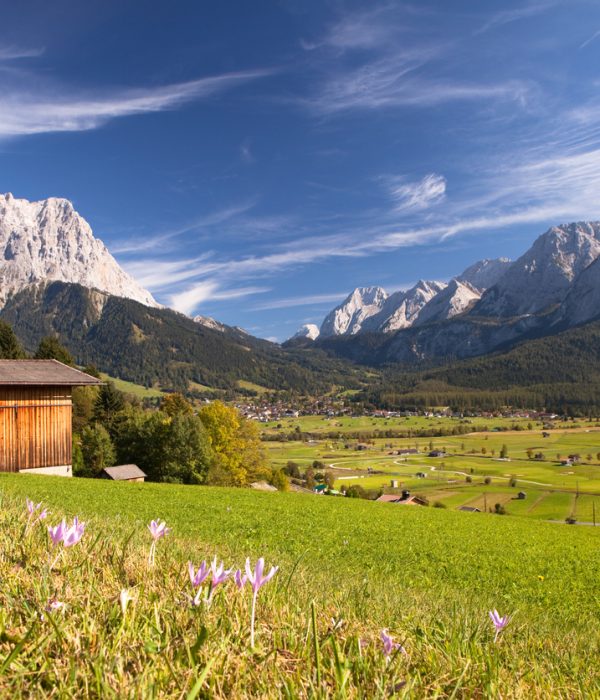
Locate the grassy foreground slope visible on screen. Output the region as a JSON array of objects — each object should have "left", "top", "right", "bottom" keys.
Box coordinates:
[{"left": 1, "top": 474, "right": 600, "bottom": 697}]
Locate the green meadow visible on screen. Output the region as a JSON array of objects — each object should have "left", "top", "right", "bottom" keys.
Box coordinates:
[
  {"left": 1, "top": 473, "right": 600, "bottom": 697},
  {"left": 265, "top": 416, "right": 600, "bottom": 522}
]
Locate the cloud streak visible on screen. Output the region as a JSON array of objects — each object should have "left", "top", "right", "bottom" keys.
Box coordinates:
[
  {"left": 298, "top": 8, "right": 533, "bottom": 116},
  {"left": 580, "top": 29, "right": 600, "bottom": 49},
  {"left": 111, "top": 201, "right": 257, "bottom": 254},
  {"left": 475, "top": 2, "right": 558, "bottom": 35},
  {"left": 170, "top": 283, "right": 270, "bottom": 316},
  {"left": 0, "top": 69, "right": 272, "bottom": 138},
  {"left": 0, "top": 45, "right": 45, "bottom": 61}
]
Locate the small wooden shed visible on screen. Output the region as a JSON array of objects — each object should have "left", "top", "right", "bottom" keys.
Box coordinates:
[
  {"left": 102, "top": 464, "right": 146, "bottom": 482},
  {"left": 0, "top": 360, "right": 102, "bottom": 476}
]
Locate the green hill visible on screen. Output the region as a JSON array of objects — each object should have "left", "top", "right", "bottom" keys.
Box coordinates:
[{"left": 1, "top": 473, "right": 599, "bottom": 696}]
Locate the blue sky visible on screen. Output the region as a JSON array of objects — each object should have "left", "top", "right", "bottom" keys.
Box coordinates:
[{"left": 1, "top": 1, "right": 600, "bottom": 340}]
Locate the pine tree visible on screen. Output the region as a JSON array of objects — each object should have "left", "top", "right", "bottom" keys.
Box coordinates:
[
  {"left": 35, "top": 336, "right": 74, "bottom": 365},
  {"left": 0, "top": 321, "right": 25, "bottom": 359}
]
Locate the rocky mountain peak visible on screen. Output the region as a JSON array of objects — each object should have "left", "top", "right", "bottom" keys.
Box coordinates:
[
  {"left": 319, "top": 286, "right": 388, "bottom": 337},
  {"left": 475, "top": 222, "right": 600, "bottom": 317},
  {"left": 457, "top": 257, "right": 512, "bottom": 292},
  {"left": 291, "top": 323, "right": 320, "bottom": 341},
  {"left": 0, "top": 193, "right": 157, "bottom": 309}
]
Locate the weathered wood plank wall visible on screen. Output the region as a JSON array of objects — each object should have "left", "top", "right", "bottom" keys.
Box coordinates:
[{"left": 0, "top": 387, "right": 72, "bottom": 471}]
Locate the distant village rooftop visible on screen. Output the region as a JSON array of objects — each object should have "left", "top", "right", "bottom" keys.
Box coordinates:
[{"left": 0, "top": 360, "right": 102, "bottom": 386}]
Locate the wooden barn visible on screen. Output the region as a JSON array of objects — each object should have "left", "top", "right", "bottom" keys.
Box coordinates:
[{"left": 0, "top": 360, "right": 102, "bottom": 476}]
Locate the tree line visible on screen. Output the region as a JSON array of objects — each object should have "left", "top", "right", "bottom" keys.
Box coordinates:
[{"left": 0, "top": 320, "right": 282, "bottom": 488}]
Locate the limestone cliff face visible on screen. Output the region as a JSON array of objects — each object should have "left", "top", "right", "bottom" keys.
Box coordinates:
[
  {"left": 0, "top": 192, "right": 156, "bottom": 308},
  {"left": 474, "top": 222, "right": 600, "bottom": 318}
]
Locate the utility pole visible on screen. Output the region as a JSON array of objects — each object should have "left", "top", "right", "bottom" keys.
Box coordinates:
[
  {"left": 484, "top": 493, "right": 487, "bottom": 513},
  {"left": 594, "top": 501, "right": 596, "bottom": 528}
]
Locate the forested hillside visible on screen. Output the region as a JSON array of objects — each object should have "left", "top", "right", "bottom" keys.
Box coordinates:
[
  {"left": 358, "top": 320, "right": 600, "bottom": 414},
  {"left": 0, "top": 282, "right": 368, "bottom": 394}
]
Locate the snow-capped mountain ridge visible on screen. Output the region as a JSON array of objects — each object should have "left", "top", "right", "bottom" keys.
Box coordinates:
[
  {"left": 0, "top": 192, "right": 157, "bottom": 309},
  {"left": 360, "top": 280, "right": 448, "bottom": 334},
  {"left": 413, "top": 279, "right": 480, "bottom": 327},
  {"left": 319, "top": 286, "right": 388, "bottom": 337},
  {"left": 292, "top": 222, "right": 600, "bottom": 342},
  {"left": 288, "top": 221, "right": 600, "bottom": 367}
]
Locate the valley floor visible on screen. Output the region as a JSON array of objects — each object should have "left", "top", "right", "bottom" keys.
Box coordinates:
[{"left": 264, "top": 415, "right": 600, "bottom": 522}]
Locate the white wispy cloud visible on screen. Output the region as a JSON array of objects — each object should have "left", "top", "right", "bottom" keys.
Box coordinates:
[
  {"left": 298, "top": 9, "right": 532, "bottom": 116},
  {"left": 580, "top": 29, "right": 600, "bottom": 49},
  {"left": 0, "top": 45, "right": 45, "bottom": 61},
  {"left": 122, "top": 256, "right": 215, "bottom": 290},
  {"left": 111, "top": 201, "right": 257, "bottom": 254},
  {"left": 0, "top": 69, "right": 271, "bottom": 138},
  {"left": 387, "top": 173, "right": 447, "bottom": 211},
  {"left": 169, "top": 283, "right": 269, "bottom": 316},
  {"left": 306, "top": 61, "right": 531, "bottom": 114},
  {"left": 305, "top": 6, "right": 398, "bottom": 52},
  {"left": 475, "top": 2, "right": 558, "bottom": 35}
]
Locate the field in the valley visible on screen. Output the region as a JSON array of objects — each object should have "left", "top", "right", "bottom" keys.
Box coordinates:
[
  {"left": 1, "top": 473, "right": 599, "bottom": 697},
  {"left": 264, "top": 415, "right": 600, "bottom": 522}
]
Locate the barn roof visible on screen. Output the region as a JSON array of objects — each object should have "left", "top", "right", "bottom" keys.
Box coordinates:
[
  {"left": 102, "top": 464, "right": 146, "bottom": 480},
  {"left": 0, "top": 360, "right": 103, "bottom": 386}
]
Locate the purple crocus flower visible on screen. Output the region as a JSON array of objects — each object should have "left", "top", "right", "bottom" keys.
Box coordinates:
[
  {"left": 62, "top": 517, "right": 85, "bottom": 547},
  {"left": 48, "top": 520, "right": 66, "bottom": 547},
  {"left": 381, "top": 629, "right": 403, "bottom": 659},
  {"left": 245, "top": 557, "right": 278, "bottom": 647},
  {"left": 26, "top": 499, "right": 49, "bottom": 532},
  {"left": 148, "top": 519, "right": 171, "bottom": 541},
  {"left": 210, "top": 557, "right": 231, "bottom": 591},
  {"left": 489, "top": 609, "right": 510, "bottom": 641},
  {"left": 234, "top": 569, "right": 247, "bottom": 589},
  {"left": 147, "top": 519, "right": 170, "bottom": 566},
  {"left": 245, "top": 557, "right": 278, "bottom": 594},
  {"left": 188, "top": 561, "right": 210, "bottom": 588}
]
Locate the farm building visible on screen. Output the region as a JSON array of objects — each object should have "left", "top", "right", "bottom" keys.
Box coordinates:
[
  {"left": 376, "top": 492, "right": 428, "bottom": 506},
  {"left": 101, "top": 465, "right": 147, "bottom": 483},
  {"left": 0, "top": 360, "right": 102, "bottom": 476}
]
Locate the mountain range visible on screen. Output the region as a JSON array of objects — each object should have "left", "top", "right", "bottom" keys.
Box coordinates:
[
  {"left": 288, "top": 222, "right": 600, "bottom": 367},
  {"left": 2, "top": 191, "right": 600, "bottom": 401}
]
